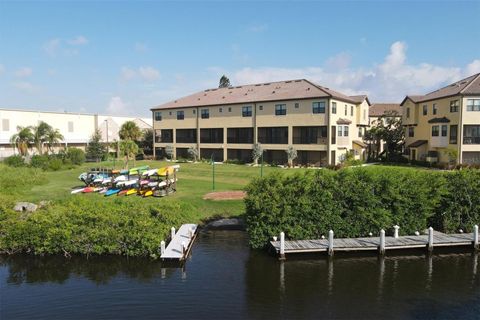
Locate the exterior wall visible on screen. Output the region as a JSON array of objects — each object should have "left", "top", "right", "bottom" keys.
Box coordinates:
[
  {"left": 153, "top": 97, "right": 367, "bottom": 166},
  {"left": 0, "top": 108, "right": 152, "bottom": 158}
]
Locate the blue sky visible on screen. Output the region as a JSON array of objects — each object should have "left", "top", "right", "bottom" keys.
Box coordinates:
[{"left": 0, "top": 1, "right": 479, "bottom": 117}]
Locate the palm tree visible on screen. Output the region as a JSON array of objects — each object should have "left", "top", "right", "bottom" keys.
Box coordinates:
[
  {"left": 31, "top": 121, "right": 52, "bottom": 155},
  {"left": 119, "top": 121, "right": 142, "bottom": 141},
  {"left": 9, "top": 126, "right": 34, "bottom": 156},
  {"left": 119, "top": 140, "right": 139, "bottom": 169},
  {"left": 45, "top": 127, "right": 64, "bottom": 154}
]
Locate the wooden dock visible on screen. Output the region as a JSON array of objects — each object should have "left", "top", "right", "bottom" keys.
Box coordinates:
[
  {"left": 271, "top": 226, "right": 479, "bottom": 259},
  {"left": 161, "top": 224, "right": 198, "bottom": 261}
]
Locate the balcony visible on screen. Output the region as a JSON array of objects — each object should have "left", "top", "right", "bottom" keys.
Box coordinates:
[
  {"left": 293, "top": 137, "right": 328, "bottom": 144},
  {"left": 463, "top": 137, "right": 480, "bottom": 145}
]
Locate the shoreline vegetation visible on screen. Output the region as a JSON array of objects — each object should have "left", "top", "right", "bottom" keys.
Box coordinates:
[{"left": 1, "top": 160, "right": 479, "bottom": 257}]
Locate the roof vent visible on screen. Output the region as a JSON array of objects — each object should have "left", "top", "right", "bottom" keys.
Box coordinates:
[
  {"left": 235, "top": 86, "right": 242, "bottom": 88},
  {"left": 197, "top": 98, "right": 201, "bottom": 100},
  {"left": 285, "top": 81, "right": 292, "bottom": 83},
  {"left": 295, "top": 80, "right": 302, "bottom": 82},
  {"left": 307, "top": 87, "right": 310, "bottom": 91},
  {"left": 264, "top": 83, "right": 271, "bottom": 85},
  {"left": 255, "top": 84, "right": 261, "bottom": 86},
  {"left": 244, "top": 93, "right": 248, "bottom": 95},
  {"left": 222, "top": 96, "right": 225, "bottom": 99},
  {"left": 204, "top": 93, "right": 207, "bottom": 96},
  {"left": 174, "top": 100, "right": 177, "bottom": 103},
  {"left": 204, "top": 89, "right": 210, "bottom": 92},
  {"left": 272, "top": 90, "right": 276, "bottom": 94},
  {"left": 229, "top": 91, "right": 232, "bottom": 94}
]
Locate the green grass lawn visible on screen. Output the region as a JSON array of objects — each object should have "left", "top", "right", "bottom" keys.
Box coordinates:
[{"left": 17, "top": 160, "right": 298, "bottom": 220}]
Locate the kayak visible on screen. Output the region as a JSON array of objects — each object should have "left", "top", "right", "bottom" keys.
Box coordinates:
[
  {"left": 105, "top": 189, "right": 120, "bottom": 196},
  {"left": 158, "top": 166, "right": 174, "bottom": 177},
  {"left": 143, "top": 168, "right": 159, "bottom": 177},
  {"left": 71, "top": 187, "right": 85, "bottom": 194},
  {"left": 83, "top": 187, "right": 96, "bottom": 193},
  {"left": 126, "top": 188, "right": 137, "bottom": 196},
  {"left": 118, "top": 189, "right": 129, "bottom": 196},
  {"left": 129, "top": 165, "right": 149, "bottom": 175},
  {"left": 143, "top": 190, "right": 153, "bottom": 197},
  {"left": 98, "top": 188, "right": 108, "bottom": 194}
]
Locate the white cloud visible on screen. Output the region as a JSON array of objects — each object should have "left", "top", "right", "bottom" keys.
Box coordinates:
[
  {"left": 134, "top": 42, "right": 147, "bottom": 53},
  {"left": 106, "top": 96, "right": 130, "bottom": 115},
  {"left": 230, "top": 41, "right": 476, "bottom": 102},
  {"left": 12, "top": 81, "right": 38, "bottom": 93},
  {"left": 43, "top": 38, "right": 61, "bottom": 57},
  {"left": 14, "top": 67, "right": 33, "bottom": 78},
  {"left": 120, "top": 66, "right": 160, "bottom": 82},
  {"left": 67, "top": 35, "right": 88, "bottom": 46}
]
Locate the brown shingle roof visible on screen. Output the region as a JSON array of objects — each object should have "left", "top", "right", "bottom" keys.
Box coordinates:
[
  {"left": 369, "top": 103, "right": 402, "bottom": 117},
  {"left": 349, "top": 95, "right": 371, "bottom": 105},
  {"left": 151, "top": 79, "right": 360, "bottom": 110},
  {"left": 401, "top": 73, "right": 480, "bottom": 105},
  {"left": 428, "top": 117, "right": 450, "bottom": 124}
]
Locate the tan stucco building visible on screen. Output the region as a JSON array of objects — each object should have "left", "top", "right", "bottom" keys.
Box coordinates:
[
  {"left": 401, "top": 73, "right": 480, "bottom": 164},
  {"left": 151, "top": 79, "right": 370, "bottom": 166}
]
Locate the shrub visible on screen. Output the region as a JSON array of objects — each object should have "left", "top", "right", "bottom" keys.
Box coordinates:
[
  {"left": 0, "top": 165, "right": 46, "bottom": 195},
  {"left": 48, "top": 158, "right": 63, "bottom": 171},
  {"left": 30, "top": 155, "right": 49, "bottom": 170},
  {"left": 64, "top": 148, "right": 86, "bottom": 165},
  {"left": 3, "top": 155, "right": 26, "bottom": 167},
  {"left": 244, "top": 167, "right": 448, "bottom": 248}
]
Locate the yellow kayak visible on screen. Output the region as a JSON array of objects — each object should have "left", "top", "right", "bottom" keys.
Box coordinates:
[
  {"left": 158, "top": 166, "right": 174, "bottom": 177},
  {"left": 143, "top": 190, "right": 153, "bottom": 197},
  {"left": 126, "top": 188, "right": 137, "bottom": 196}
]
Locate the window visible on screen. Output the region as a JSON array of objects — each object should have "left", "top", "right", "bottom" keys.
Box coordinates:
[
  {"left": 358, "top": 127, "right": 363, "bottom": 138},
  {"left": 201, "top": 109, "right": 209, "bottom": 119},
  {"left": 408, "top": 127, "right": 415, "bottom": 137},
  {"left": 227, "top": 127, "right": 254, "bottom": 144},
  {"left": 433, "top": 104, "right": 438, "bottom": 115},
  {"left": 219, "top": 107, "right": 223, "bottom": 113},
  {"left": 176, "top": 128, "right": 196, "bottom": 143},
  {"left": 200, "top": 128, "right": 223, "bottom": 143},
  {"left": 431, "top": 125, "right": 439, "bottom": 137},
  {"left": 259, "top": 105, "right": 263, "bottom": 111},
  {"left": 406, "top": 108, "right": 410, "bottom": 118},
  {"left": 350, "top": 106, "right": 354, "bottom": 116},
  {"left": 338, "top": 126, "right": 343, "bottom": 137},
  {"left": 294, "top": 103, "right": 299, "bottom": 109},
  {"left": 228, "top": 107, "right": 232, "bottom": 112},
  {"left": 242, "top": 106, "right": 252, "bottom": 117},
  {"left": 169, "top": 111, "right": 172, "bottom": 116},
  {"left": 450, "top": 100, "right": 459, "bottom": 112},
  {"left": 441, "top": 125, "right": 447, "bottom": 137},
  {"left": 275, "top": 104, "right": 287, "bottom": 116},
  {"left": 68, "top": 121, "right": 74, "bottom": 132},
  {"left": 312, "top": 102, "right": 325, "bottom": 114},
  {"left": 177, "top": 111, "right": 184, "bottom": 120},
  {"left": 331, "top": 126, "right": 336, "bottom": 144},
  {"left": 423, "top": 105, "right": 428, "bottom": 116},
  {"left": 463, "top": 125, "right": 480, "bottom": 144},
  {"left": 467, "top": 99, "right": 480, "bottom": 111},
  {"left": 332, "top": 102, "right": 337, "bottom": 114},
  {"left": 257, "top": 127, "right": 288, "bottom": 144},
  {"left": 155, "top": 129, "right": 173, "bottom": 143},
  {"left": 2, "top": 119, "right": 9, "bottom": 131},
  {"left": 450, "top": 125, "right": 457, "bottom": 144},
  {"left": 344, "top": 126, "right": 349, "bottom": 137},
  {"left": 293, "top": 126, "right": 327, "bottom": 144},
  {"left": 154, "top": 111, "right": 162, "bottom": 121},
  {"left": 344, "top": 105, "right": 347, "bottom": 116},
  {"left": 193, "top": 109, "right": 196, "bottom": 114}
]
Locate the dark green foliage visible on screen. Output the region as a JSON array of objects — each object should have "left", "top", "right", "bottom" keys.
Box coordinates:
[
  {"left": 64, "top": 148, "right": 86, "bottom": 165},
  {"left": 30, "top": 155, "right": 50, "bottom": 170},
  {"left": 245, "top": 167, "right": 479, "bottom": 248},
  {"left": 0, "top": 196, "right": 196, "bottom": 258},
  {"left": 0, "top": 166, "right": 46, "bottom": 195},
  {"left": 3, "top": 155, "right": 26, "bottom": 167},
  {"left": 86, "top": 130, "right": 106, "bottom": 161}
]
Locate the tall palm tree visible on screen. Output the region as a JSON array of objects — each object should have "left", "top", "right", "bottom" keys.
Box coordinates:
[
  {"left": 31, "top": 121, "right": 52, "bottom": 155},
  {"left": 9, "top": 126, "right": 34, "bottom": 156},
  {"left": 119, "top": 121, "right": 142, "bottom": 141},
  {"left": 45, "top": 127, "right": 64, "bottom": 154}
]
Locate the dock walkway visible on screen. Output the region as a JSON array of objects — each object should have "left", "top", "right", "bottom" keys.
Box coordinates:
[
  {"left": 161, "top": 223, "right": 198, "bottom": 261},
  {"left": 271, "top": 228, "right": 478, "bottom": 258}
]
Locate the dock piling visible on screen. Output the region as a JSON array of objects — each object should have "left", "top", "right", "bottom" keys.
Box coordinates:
[
  {"left": 280, "top": 232, "right": 285, "bottom": 260},
  {"left": 428, "top": 227, "right": 434, "bottom": 252},
  {"left": 182, "top": 241, "right": 186, "bottom": 256},
  {"left": 171, "top": 227, "right": 176, "bottom": 240},
  {"left": 474, "top": 225, "right": 479, "bottom": 250},
  {"left": 394, "top": 225, "right": 400, "bottom": 238},
  {"left": 328, "top": 230, "right": 334, "bottom": 256},
  {"left": 379, "top": 229, "right": 386, "bottom": 255},
  {"left": 160, "top": 241, "right": 165, "bottom": 255}
]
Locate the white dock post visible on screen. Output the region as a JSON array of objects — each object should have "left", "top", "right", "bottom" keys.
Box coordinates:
[
  {"left": 279, "top": 232, "right": 285, "bottom": 260},
  {"left": 394, "top": 225, "right": 400, "bottom": 238},
  {"left": 379, "top": 229, "right": 386, "bottom": 255},
  {"left": 474, "top": 225, "right": 479, "bottom": 250},
  {"left": 160, "top": 241, "right": 165, "bottom": 255},
  {"left": 328, "top": 230, "right": 334, "bottom": 256},
  {"left": 428, "top": 227, "right": 434, "bottom": 252},
  {"left": 181, "top": 241, "right": 186, "bottom": 257},
  {"left": 171, "top": 226, "right": 176, "bottom": 240}
]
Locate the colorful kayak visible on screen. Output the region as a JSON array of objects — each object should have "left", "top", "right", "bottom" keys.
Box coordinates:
[
  {"left": 105, "top": 189, "right": 120, "bottom": 196},
  {"left": 118, "top": 189, "right": 129, "bottom": 196},
  {"left": 143, "top": 190, "right": 153, "bottom": 197},
  {"left": 71, "top": 187, "right": 85, "bottom": 194},
  {"left": 158, "top": 166, "right": 174, "bottom": 177},
  {"left": 129, "top": 165, "right": 149, "bottom": 175},
  {"left": 126, "top": 188, "right": 137, "bottom": 196},
  {"left": 83, "top": 187, "right": 96, "bottom": 193}
]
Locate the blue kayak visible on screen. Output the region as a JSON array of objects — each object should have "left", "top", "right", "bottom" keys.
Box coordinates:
[{"left": 104, "top": 189, "right": 120, "bottom": 196}]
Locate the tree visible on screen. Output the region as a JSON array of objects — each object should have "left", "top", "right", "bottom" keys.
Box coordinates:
[
  {"left": 218, "top": 75, "right": 231, "bottom": 88},
  {"left": 31, "top": 121, "right": 52, "bottom": 155},
  {"left": 45, "top": 127, "right": 64, "bottom": 154},
  {"left": 365, "top": 111, "right": 404, "bottom": 161},
  {"left": 9, "top": 126, "right": 34, "bottom": 156},
  {"left": 188, "top": 146, "right": 199, "bottom": 161},
  {"left": 286, "top": 146, "right": 298, "bottom": 167},
  {"left": 252, "top": 143, "right": 263, "bottom": 165},
  {"left": 138, "top": 128, "right": 153, "bottom": 155},
  {"left": 165, "top": 145, "right": 174, "bottom": 160},
  {"left": 119, "top": 140, "right": 139, "bottom": 169},
  {"left": 86, "top": 129, "right": 106, "bottom": 162},
  {"left": 119, "top": 121, "right": 142, "bottom": 141}
]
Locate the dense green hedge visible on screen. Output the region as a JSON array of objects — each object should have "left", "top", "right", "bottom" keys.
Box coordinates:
[
  {"left": 245, "top": 167, "right": 480, "bottom": 248},
  {"left": 0, "top": 196, "right": 196, "bottom": 258},
  {"left": 3, "top": 148, "right": 85, "bottom": 171}
]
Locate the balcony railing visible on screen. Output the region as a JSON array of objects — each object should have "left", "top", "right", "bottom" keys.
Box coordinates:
[
  {"left": 463, "top": 137, "right": 480, "bottom": 144},
  {"left": 293, "top": 137, "right": 328, "bottom": 144}
]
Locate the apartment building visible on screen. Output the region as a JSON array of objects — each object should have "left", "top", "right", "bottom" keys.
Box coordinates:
[
  {"left": 401, "top": 73, "right": 480, "bottom": 164},
  {"left": 0, "top": 108, "right": 151, "bottom": 158},
  {"left": 368, "top": 103, "right": 402, "bottom": 155},
  {"left": 151, "top": 79, "right": 370, "bottom": 166}
]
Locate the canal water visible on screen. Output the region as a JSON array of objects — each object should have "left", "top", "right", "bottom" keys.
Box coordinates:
[{"left": 1, "top": 231, "right": 479, "bottom": 319}]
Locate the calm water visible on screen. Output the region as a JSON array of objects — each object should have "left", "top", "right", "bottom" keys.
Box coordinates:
[{"left": 1, "top": 231, "right": 479, "bottom": 319}]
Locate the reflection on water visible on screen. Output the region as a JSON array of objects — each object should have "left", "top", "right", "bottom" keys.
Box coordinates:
[{"left": 1, "top": 231, "right": 479, "bottom": 320}]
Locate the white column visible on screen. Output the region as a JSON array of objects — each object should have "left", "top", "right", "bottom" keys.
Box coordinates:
[
  {"left": 394, "top": 225, "right": 400, "bottom": 238},
  {"left": 280, "top": 232, "right": 285, "bottom": 259},
  {"left": 379, "top": 229, "right": 386, "bottom": 255},
  {"left": 171, "top": 226, "right": 176, "bottom": 240},
  {"left": 328, "top": 230, "right": 334, "bottom": 256},
  {"left": 474, "top": 225, "right": 479, "bottom": 249},
  {"left": 160, "top": 241, "right": 165, "bottom": 255},
  {"left": 428, "top": 227, "right": 434, "bottom": 252}
]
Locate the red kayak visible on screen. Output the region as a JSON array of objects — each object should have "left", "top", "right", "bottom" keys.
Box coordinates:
[
  {"left": 117, "top": 189, "right": 128, "bottom": 196},
  {"left": 83, "top": 187, "right": 95, "bottom": 193}
]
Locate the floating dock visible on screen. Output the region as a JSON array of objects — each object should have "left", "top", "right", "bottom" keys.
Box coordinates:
[
  {"left": 271, "top": 226, "right": 479, "bottom": 259},
  {"left": 161, "top": 224, "right": 198, "bottom": 261}
]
